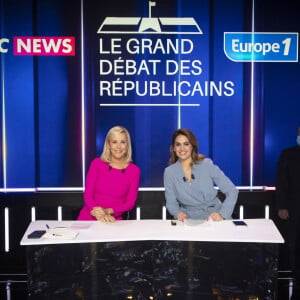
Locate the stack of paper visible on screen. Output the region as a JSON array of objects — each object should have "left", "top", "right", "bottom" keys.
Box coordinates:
[
  {"left": 42, "top": 227, "right": 79, "bottom": 240},
  {"left": 69, "top": 222, "right": 92, "bottom": 230},
  {"left": 183, "top": 219, "right": 207, "bottom": 226}
]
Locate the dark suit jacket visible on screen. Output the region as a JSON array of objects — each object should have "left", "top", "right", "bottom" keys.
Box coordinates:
[{"left": 275, "top": 145, "right": 300, "bottom": 216}]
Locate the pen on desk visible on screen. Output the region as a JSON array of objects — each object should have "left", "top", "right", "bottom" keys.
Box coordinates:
[{"left": 46, "top": 224, "right": 50, "bottom": 229}]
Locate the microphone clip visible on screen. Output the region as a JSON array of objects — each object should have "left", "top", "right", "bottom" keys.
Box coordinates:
[{"left": 183, "top": 174, "right": 195, "bottom": 182}]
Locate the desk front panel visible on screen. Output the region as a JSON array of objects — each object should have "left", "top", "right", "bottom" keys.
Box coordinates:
[{"left": 26, "top": 240, "right": 279, "bottom": 300}]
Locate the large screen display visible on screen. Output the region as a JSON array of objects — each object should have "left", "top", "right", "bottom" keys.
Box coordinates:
[{"left": 0, "top": 0, "right": 299, "bottom": 190}]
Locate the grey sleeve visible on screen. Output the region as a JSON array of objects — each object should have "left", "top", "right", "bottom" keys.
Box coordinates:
[
  {"left": 163, "top": 168, "right": 181, "bottom": 218},
  {"left": 209, "top": 160, "right": 239, "bottom": 219}
]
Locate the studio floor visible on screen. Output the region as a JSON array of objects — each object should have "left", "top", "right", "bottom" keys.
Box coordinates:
[{"left": 0, "top": 277, "right": 295, "bottom": 300}]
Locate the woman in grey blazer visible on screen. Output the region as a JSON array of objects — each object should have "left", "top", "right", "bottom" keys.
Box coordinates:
[{"left": 164, "top": 128, "right": 238, "bottom": 221}]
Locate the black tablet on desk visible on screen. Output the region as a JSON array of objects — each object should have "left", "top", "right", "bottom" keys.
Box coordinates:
[
  {"left": 27, "top": 230, "right": 46, "bottom": 239},
  {"left": 233, "top": 220, "right": 247, "bottom": 226}
]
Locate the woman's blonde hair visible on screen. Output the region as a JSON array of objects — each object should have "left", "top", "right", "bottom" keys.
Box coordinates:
[{"left": 101, "top": 126, "right": 132, "bottom": 163}]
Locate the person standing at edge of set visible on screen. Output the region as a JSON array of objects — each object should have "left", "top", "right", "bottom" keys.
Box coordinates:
[
  {"left": 164, "top": 128, "right": 238, "bottom": 221},
  {"left": 77, "top": 126, "right": 140, "bottom": 222},
  {"left": 275, "top": 127, "right": 300, "bottom": 298}
]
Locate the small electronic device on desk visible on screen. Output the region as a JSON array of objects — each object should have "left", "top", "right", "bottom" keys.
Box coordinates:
[{"left": 27, "top": 230, "right": 46, "bottom": 239}]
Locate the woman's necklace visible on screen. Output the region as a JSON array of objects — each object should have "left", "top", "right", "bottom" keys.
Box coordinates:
[{"left": 181, "top": 163, "right": 193, "bottom": 183}]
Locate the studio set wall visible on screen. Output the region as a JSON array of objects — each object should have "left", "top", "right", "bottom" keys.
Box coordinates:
[{"left": 0, "top": 1, "right": 299, "bottom": 295}]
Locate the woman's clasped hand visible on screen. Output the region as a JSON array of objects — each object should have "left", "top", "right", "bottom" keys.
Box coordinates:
[{"left": 90, "top": 207, "right": 116, "bottom": 222}]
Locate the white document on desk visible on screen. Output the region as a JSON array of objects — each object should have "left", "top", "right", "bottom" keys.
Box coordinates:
[
  {"left": 183, "top": 219, "right": 207, "bottom": 226},
  {"left": 69, "top": 222, "right": 92, "bottom": 230},
  {"left": 42, "top": 227, "right": 79, "bottom": 240}
]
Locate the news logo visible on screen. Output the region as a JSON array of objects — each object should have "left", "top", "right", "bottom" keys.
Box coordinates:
[{"left": 0, "top": 36, "right": 75, "bottom": 56}]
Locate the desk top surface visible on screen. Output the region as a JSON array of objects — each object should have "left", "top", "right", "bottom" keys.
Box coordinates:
[{"left": 20, "top": 218, "right": 284, "bottom": 246}]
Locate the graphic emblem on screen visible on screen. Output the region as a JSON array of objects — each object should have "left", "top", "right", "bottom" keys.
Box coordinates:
[{"left": 97, "top": 1, "right": 203, "bottom": 35}]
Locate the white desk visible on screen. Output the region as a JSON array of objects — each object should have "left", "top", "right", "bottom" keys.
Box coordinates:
[
  {"left": 21, "top": 219, "right": 284, "bottom": 300},
  {"left": 20, "top": 218, "right": 284, "bottom": 245}
]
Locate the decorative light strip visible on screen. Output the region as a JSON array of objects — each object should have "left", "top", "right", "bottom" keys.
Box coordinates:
[
  {"left": 265, "top": 205, "right": 269, "bottom": 219},
  {"left": 239, "top": 205, "right": 244, "bottom": 219},
  {"left": 100, "top": 103, "right": 199, "bottom": 107},
  {"left": 237, "top": 186, "right": 264, "bottom": 190},
  {"left": 177, "top": 1, "right": 182, "bottom": 129},
  {"left": 31, "top": 206, "right": 36, "bottom": 221},
  {"left": 139, "top": 186, "right": 268, "bottom": 191},
  {"left": 1, "top": 58, "right": 7, "bottom": 189},
  {"left": 57, "top": 206, "right": 62, "bottom": 221},
  {"left": 177, "top": 99, "right": 182, "bottom": 129},
  {"left": 0, "top": 188, "right": 36, "bottom": 192},
  {"left": 37, "top": 187, "right": 84, "bottom": 192},
  {"left": 6, "top": 281, "right": 11, "bottom": 300},
  {"left": 162, "top": 206, "right": 166, "bottom": 220},
  {"left": 263, "top": 186, "right": 276, "bottom": 191},
  {"left": 139, "top": 187, "right": 165, "bottom": 191},
  {"left": 4, "top": 207, "right": 9, "bottom": 252},
  {"left": 0, "top": 186, "right": 274, "bottom": 192},
  {"left": 81, "top": 0, "right": 86, "bottom": 188},
  {"left": 136, "top": 207, "right": 140, "bottom": 220},
  {"left": 249, "top": 0, "right": 256, "bottom": 189}
]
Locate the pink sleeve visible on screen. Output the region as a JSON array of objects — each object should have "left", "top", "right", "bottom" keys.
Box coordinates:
[
  {"left": 83, "top": 159, "right": 99, "bottom": 212},
  {"left": 113, "top": 166, "right": 140, "bottom": 216}
]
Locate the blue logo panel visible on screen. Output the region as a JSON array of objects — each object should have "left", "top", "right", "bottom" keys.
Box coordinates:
[{"left": 224, "top": 32, "right": 298, "bottom": 62}]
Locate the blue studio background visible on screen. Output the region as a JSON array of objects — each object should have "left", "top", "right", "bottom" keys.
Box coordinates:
[{"left": 0, "top": 0, "right": 299, "bottom": 190}]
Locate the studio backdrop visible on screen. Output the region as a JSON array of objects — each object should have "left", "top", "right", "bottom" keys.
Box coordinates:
[{"left": 0, "top": 0, "right": 299, "bottom": 190}]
